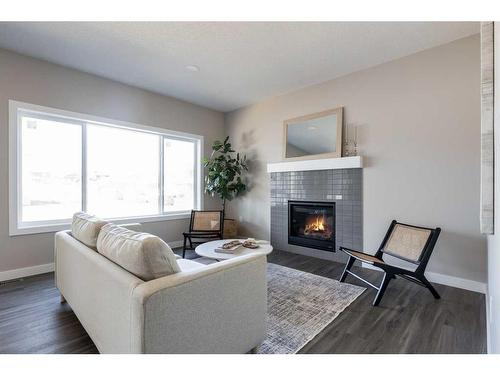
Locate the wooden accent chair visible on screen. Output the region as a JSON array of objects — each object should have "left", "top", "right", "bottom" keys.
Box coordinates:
[
  {"left": 182, "top": 210, "right": 224, "bottom": 258},
  {"left": 339, "top": 220, "right": 441, "bottom": 306}
]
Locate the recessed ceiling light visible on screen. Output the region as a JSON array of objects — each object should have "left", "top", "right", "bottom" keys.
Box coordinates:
[
  {"left": 308, "top": 126, "right": 318, "bottom": 131},
  {"left": 186, "top": 65, "right": 200, "bottom": 72}
]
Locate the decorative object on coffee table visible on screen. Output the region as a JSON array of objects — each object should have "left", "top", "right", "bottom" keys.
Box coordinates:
[
  {"left": 339, "top": 220, "right": 441, "bottom": 306},
  {"left": 242, "top": 238, "right": 260, "bottom": 249},
  {"left": 182, "top": 210, "right": 224, "bottom": 258},
  {"left": 195, "top": 239, "right": 273, "bottom": 261},
  {"left": 214, "top": 240, "right": 243, "bottom": 254}
]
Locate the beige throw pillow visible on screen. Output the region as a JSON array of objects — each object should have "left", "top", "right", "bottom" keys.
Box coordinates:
[
  {"left": 96, "top": 224, "right": 180, "bottom": 281},
  {"left": 71, "top": 212, "right": 108, "bottom": 249}
]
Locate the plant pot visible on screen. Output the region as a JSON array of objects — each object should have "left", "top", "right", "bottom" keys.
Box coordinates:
[{"left": 223, "top": 219, "right": 238, "bottom": 239}]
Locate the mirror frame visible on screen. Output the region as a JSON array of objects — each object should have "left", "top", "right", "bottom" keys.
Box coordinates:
[{"left": 283, "top": 107, "right": 343, "bottom": 161}]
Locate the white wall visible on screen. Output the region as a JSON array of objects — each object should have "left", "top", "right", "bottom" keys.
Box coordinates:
[
  {"left": 486, "top": 23, "right": 500, "bottom": 354},
  {"left": 225, "top": 34, "right": 486, "bottom": 288},
  {"left": 0, "top": 48, "right": 224, "bottom": 278}
]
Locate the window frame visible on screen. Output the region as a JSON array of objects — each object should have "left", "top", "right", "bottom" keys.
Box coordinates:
[{"left": 9, "top": 100, "right": 204, "bottom": 236}]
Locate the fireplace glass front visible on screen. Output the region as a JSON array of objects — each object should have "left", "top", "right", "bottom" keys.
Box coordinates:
[{"left": 288, "top": 200, "right": 335, "bottom": 251}]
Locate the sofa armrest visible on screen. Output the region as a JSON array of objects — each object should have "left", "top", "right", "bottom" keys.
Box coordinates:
[
  {"left": 131, "top": 253, "right": 268, "bottom": 353},
  {"left": 55, "top": 231, "right": 144, "bottom": 353}
]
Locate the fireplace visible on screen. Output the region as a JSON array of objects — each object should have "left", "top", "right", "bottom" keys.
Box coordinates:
[{"left": 288, "top": 200, "right": 335, "bottom": 251}]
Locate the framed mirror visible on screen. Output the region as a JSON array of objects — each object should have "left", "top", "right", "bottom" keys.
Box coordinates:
[{"left": 283, "top": 107, "right": 343, "bottom": 160}]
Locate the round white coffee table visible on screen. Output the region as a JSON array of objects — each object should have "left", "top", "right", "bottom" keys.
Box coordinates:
[{"left": 195, "top": 239, "right": 273, "bottom": 261}]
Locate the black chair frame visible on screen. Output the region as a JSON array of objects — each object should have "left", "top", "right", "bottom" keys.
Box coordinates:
[
  {"left": 339, "top": 220, "right": 441, "bottom": 306},
  {"left": 182, "top": 210, "right": 224, "bottom": 258}
]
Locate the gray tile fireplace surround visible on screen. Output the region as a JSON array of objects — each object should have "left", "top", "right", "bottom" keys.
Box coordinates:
[{"left": 270, "top": 168, "right": 362, "bottom": 263}]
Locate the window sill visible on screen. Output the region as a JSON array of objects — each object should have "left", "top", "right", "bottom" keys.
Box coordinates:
[{"left": 9, "top": 212, "right": 192, "bottom": 236}]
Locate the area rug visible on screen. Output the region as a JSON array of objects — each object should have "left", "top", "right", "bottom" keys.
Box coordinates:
[
  {"left": 192, "top": 257, "right": 365, "bottom": 354},
  {"left": 259, "top": 263, "right": 365, "bottom": 354}
]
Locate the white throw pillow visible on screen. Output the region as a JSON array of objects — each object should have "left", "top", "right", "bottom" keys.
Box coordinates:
[
  {"left": 71, "top": 212, "right": 108, "bottom": 249},
  {"left": 96, "top": 223, "right": 180, "bottom": 281}
]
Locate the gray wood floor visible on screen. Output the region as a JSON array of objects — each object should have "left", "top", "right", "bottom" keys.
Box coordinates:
[
  {"left": 268, "top": 250, "right": 486, "bottom": 354},
  {"left": 0, "top": 249, "right": 486, "bottom": 354}
]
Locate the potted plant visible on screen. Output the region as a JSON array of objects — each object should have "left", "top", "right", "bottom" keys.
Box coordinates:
[{"left": 203, "top": 136, "right": 248, "bottom": 238}]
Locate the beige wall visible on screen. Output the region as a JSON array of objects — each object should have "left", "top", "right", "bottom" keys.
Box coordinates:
[
  {"left": 225, "top": 34, "right": 486, "bottom": 284},
  {"left": 0, "top": 48, "right": 224, "bottom": 274}
]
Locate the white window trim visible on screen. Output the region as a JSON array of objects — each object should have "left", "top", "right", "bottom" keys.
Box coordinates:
[{"left": 9, "top": 100, "right": 204, "bottom": 236}]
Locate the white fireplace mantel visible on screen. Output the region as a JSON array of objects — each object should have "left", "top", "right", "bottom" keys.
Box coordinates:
[{"left": 266, "top": 156, "right": 363, "bottom": 173}]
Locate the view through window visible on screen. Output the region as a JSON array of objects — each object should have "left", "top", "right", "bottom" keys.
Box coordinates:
[
  {"left": 164, "top": 138, "right": 195, "bottom": 212},
  {"left": 86, "top": 124, "right": 160, "bottom": 218},
  {"left": 14, "top": 105, "right": 201, "bottom": 232},
  {"left": 21, "top": 116, "right": 82, "bottom": 222}
]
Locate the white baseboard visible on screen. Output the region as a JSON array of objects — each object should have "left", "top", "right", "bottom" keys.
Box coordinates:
[
  {"left": 0, "top": 239, "right": 185, "bottom": 283},
  {"left": 425, "top": 270, "right": 487, "bottom": 294},
  {"left": 361, "top": 263, "right": 486, "bottom": 294},
  {"left": 0, "top": 263, "right": 55, "bottom": 283},
  {"left": 1, "top": 249, "right": 485, "bottom": 295}
]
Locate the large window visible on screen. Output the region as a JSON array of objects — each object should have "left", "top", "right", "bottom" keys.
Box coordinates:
[
  {"left": 9, "top": 101, "right": 203, "bottom": 235},
  {"left": 163, "top": 138, "right": 196, "bottom": 212},
  {"left": 86, "top": 124, "right": 160, "bottom": 218},
  {"left": 20, "top": 115, "right": 82, "bottom": 223}
]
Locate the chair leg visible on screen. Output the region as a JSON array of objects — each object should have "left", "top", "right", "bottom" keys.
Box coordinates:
[
  {"left": 418, "top": 275, "right": 441, "bottom": 299},
  {"left": 182, "top": 236, "right": 187, "bottom": 258},
  {"left": 188, "top": 237, "right": 193, "bottom": 249},
  {"left": 339, "top": 256, "right": 355, "bottom": 282},
  {"left": 373, "top": 272, "right": 392, "bottom": 306}
]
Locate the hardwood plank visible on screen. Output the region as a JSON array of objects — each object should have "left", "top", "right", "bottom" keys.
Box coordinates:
[
  {"left": 266, "top": 250, "right": 487, "bottom": 354},
  {"left": 0, "top": 249, "right": 486, "bottom": 354}
]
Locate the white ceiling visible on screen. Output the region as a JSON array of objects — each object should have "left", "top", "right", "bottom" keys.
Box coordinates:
[{"left": 0, "top": 22, "right": 479, "bottom": 112}]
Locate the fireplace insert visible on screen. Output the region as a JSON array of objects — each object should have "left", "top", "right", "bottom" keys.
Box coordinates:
[{"left": 288, "top": 200, "right": 335, "bottom": 251}]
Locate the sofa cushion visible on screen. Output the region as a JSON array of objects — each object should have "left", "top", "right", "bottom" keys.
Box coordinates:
[
  {"left": 71, "top": 212, "right": 108, "bottom": 249},
  {"left": 96, "top": 224, "right": 180, "bottom": 281},
  {"left": 176, "top": 259, "right": 206, "bottom": 272}
]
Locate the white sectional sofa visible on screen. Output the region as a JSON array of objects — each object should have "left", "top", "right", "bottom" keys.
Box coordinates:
[{"left": 54, "top": 218, "right": 267, "bottom": 354}]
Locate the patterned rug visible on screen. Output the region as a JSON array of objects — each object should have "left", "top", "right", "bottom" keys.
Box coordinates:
[
  {"left": 259, "top": 263, "right": 365, "bottom": 354},
  {"left": 192, "top": 256, "right": 365, "bottom": 354}
]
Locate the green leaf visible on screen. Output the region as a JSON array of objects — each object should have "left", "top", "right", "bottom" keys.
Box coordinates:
[{"left": 203, "top": 136, "right": 249, "bottom": 205}]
